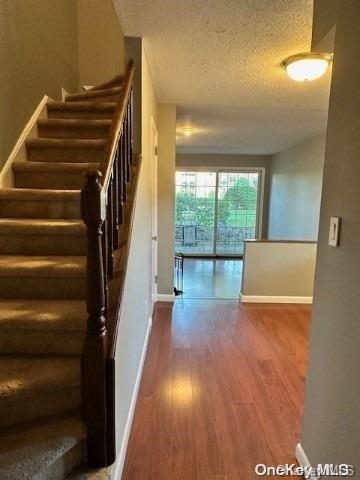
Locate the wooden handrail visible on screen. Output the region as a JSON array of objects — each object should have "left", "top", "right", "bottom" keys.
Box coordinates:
[
  {"left": 102, "top": 60, "right": 135, "bottom": 190},
  {"left": 87, "top": 73, "right": 124, "bottom": 92},
  {"left": 80, "top": 61, "right": 136, "bottom": 468}
]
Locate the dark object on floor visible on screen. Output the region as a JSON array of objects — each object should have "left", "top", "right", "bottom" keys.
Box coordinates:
[{"left": 174, "top": 253, "right": 184, "bottom": 293}]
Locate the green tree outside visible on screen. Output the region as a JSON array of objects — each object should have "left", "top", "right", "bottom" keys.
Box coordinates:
[{"left": 176, "top": 177, "right": 257, "bottom": 228}]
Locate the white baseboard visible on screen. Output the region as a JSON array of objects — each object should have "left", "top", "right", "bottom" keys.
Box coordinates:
[
  {"left": 295, "top": 443, "right": 316, "bottom": 479},
  {"left": 112, "top": 315, "right": 152, "bottom": 480},
  {"left": 154, "top": 293, "right": 175, "bottom": 302},
  {"left": 240, "top": 293, "right": 313, "bottom": 304}
]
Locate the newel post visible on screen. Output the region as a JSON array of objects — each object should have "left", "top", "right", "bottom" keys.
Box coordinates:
[{"left": 81, "top": 170, "right": 108, "bottom": 467}]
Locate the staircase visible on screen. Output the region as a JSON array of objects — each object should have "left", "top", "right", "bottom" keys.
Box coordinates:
[{"left": 0, "top": 64, "right": 137, "bottom": 478}]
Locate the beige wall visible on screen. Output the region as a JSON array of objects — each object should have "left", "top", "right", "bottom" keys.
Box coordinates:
[
  {"left": 77, "top": 0, "right": 125, "bottom": 87},
  {"left": 268, "top": 135, "right": 326, "bottom": 241},
  {"left": 176, "top": 153, "right": 271, "bottom": 238},
  {"left": 114, "top": 44, "right": 157, "bottom": 476},
  {"left": 311, "top": 0, "right": 340, "bottom": 51},
  {"left": 0, "top": 0, "right": 79, "bottom": 168},
  {"left": 241, "top": 241, "right": 317, "bottom": 300},
  {"left": 157, "top": 104, "right": 176, "bottom": 295},
  {"left": 125, "top": 37, "right": 143, "bottom": 155},
  {"left": 0, "top": 0, "right": 126, "bottom": 170},
  {"left": 300, "top": 1, "right": 360, "bottom": 472}
]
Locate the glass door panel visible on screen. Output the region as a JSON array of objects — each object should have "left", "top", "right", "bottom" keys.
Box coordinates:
[
  {"left": 175, "top": 170, "right": 261, "bottom": 256},
  {"left": 175, "top": 171, "right": 216, "bottom": 254},
  {"left": 216, "top": 171, "right": 260, "bottom": 255}
]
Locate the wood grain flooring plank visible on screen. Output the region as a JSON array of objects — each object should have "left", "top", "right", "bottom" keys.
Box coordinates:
[{"left": 121, "top": 299, "right": 310, "bottom": 480}]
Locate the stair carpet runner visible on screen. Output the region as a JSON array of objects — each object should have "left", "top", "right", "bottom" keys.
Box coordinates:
[{"left": 0, "top": 79, "right": 123, "bottom": 479}]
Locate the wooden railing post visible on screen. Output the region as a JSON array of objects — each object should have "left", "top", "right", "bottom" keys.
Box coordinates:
[
  {"left": 80, "top": 61, "right": 135, "bottom": 468},
  {"left": 81, "top": 170, "right": 108, "bottom": 467}
]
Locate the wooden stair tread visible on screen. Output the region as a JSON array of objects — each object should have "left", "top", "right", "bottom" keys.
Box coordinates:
[
  {"left": 26, "top": 138, "right": 107, "bottom": 149},
  {"left": 37, "top": 119, "right": 112, "bottom": 128},
  {"left": 65, "top": 86, "right": 122, "bottom": 102},
  {"left": 0, "top": 188, "right": 80, "bottom": 200},
  {"left": 0, "top": 218, "right": 85, "bottom": 235},
  {"left": 0, "top": 255, "right": 86, "bottom": 277},
  {"left": 47, "top": 101, "right": 117, "bottom": 111},
  {"left": 0, "top": 356, "right": 80, "bottom": 400},
  {"left": 0, "top": 299, "right": 87, "bottom": 331},
  {"left": 0, "top": 414, "right": 85, "bottom": 480},
  {"left": 13, "top": 161, "right": 100, "bottom": 173}
]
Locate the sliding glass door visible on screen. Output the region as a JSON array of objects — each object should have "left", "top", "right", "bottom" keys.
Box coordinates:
[
  {"left": 175, "top": 171, "right": 216, "bottom": 254},
  {"left": 175, "top": 169, "right": 262, "bottom": 256},
  {"left": 216, "top": 171, "right": 260, "bottom": 254}
]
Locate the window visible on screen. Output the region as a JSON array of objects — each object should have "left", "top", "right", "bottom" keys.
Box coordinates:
[{"left": 175, "top": 169, "right": 262, "bottom": 255}]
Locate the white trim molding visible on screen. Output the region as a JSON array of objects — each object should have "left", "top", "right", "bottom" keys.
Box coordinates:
[
  {"left": 0, "top": 95, "right": 49, "bottom": 187},
  {"left": 295, "top": 443, "right": 317, "bottom": 480},
  {"left": 240, "top": 294, "right": 313, "bottom": 304},
  {"left": 113, "top": 315, "right": 152, "bottom": 480},
  {"left": 154, "top": 293, "right": 175, "bottom": 302}
]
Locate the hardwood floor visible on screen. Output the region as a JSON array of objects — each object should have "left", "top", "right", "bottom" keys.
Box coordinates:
[
  {"left": 181, "top": 258, "right": 243, "bottom": 298},
  {"left": 121, "top": 299, "right": 310, "bottom": 480}
]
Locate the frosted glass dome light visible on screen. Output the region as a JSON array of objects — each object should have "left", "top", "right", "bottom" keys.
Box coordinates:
[{"left": 282, "top": 52, "right": 333, "bottom": 82}]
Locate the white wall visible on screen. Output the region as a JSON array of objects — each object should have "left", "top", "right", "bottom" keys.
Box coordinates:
[
  {"left": 114, "top": 45, "right": 157, "bottom": 476},
  {"left": 268, "top": 135, "right": 326, "bottom": 240},
  {"left": 241, "top": 240, "right": 317, "bottom": 302}
]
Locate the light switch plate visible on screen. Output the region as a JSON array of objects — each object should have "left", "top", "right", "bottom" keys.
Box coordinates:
[{"left": 328, "top": 216, "right": 341, "bottom": 247}]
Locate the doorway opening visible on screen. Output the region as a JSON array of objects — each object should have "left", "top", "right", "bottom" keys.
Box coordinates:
[{"left": 150, "top": 117, "right": 158, "bottom": 304}]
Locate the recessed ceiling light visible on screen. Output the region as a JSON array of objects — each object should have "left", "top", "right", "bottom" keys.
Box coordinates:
[
  {"left": 180, "top": 126, "right": 196, "bottom": 137},
  {"left": 281, "top": 52, "right": 333, "bottom": 82}
]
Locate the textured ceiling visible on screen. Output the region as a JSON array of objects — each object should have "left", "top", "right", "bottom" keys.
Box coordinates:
[{"left": 115, "top": 0, "right": 331, "bottom": 154}]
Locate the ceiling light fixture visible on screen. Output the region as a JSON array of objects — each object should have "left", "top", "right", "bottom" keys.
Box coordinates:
[
  {"left": 281, "top": 52, "right": 333, "bottom": 82},
  {"left": 180, "top": 126, "right": 196, "bottom": 137}
]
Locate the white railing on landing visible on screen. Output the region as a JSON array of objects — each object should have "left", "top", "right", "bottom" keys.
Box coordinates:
[{"left": 0, "top": 95, "right": 49, "bottom": 188}]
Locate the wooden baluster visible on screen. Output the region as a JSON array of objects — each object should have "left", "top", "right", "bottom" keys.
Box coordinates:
[
  {"left": 123, "top": 113, "right": 129, "bottom": 183},
  {"left": 102, "top": 218, "right": 109, "bottom": 312},
  {"left": 129, "top": 90, "right": 133, "bottom": 164},
  {"left": 113, "top": 147, "right": 120, "bottom": 248},
  {"left": 117, "top": 141, "right": 124, "bottom": 224},
  {"left": 81, "top": 170, "right": 107, "bottom": 467},
  {"left": 121, "top": 131, "right": 127, "bottom": 203},
  {"left": 126, "top": 104, "right": 131, "bottom": 181},
  {"left": 107, "top": 176, "right": 114, "bottom": 278}
]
